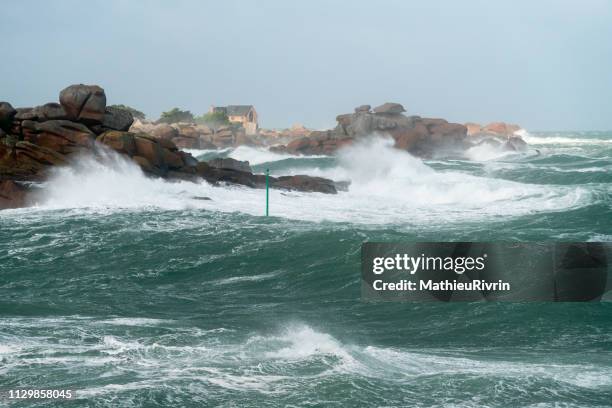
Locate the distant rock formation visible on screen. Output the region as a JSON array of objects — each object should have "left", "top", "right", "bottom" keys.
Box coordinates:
[
  {"left": 273, "top": 102, "right": 467, "bottom": 157},
  {"left": 257, "top": 124, "right": 312, "bottom": 146},
  {"left": 129, "top": 119, "right": 315, "bottom": 150},
  {"left": 130, "top": 120, "right": 258, "bottom": 150},
  {"left": 0, "top": 85, "right": 342, "bottom": 209},
  {"left": 272, "top": 103, "right": 528, "bottom": 157},
  {"left": 465, "top": 122, "right": 527, "bottom": 152}
]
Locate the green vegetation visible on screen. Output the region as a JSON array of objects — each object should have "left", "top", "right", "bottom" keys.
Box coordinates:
[
  {"left": 158, "top": 108, "right": 194, "bottom": 124},
  {"left": 195, "top": 111, "right": 231, "bottom": 128},
  {"left": 109, "top": 104, "right": 146, "bottom": 120}
]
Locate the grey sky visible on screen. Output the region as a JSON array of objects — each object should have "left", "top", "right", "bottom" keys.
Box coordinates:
[{"left": 1, "top": 0, "right": 610, "bottom": 130}]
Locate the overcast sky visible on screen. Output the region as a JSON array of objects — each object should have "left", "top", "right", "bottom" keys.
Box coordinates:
[{"left": 1, "top": 0, "right": 611, "bottom": 130}]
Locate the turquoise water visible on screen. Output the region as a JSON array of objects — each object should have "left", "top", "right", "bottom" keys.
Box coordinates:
[{"left": 1, "top": 132, "right": 611, "bottom": 407}]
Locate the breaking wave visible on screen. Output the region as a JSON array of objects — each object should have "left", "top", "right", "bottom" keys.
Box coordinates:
[
  {"left": 522, "top": 133, "right": 612, "bottom": 145},
  {"left": 2, "top": 317, "right": 610, "bottom": 405},
  {"left": 18, "top": 136, "right": 595, "bottom": 226}
]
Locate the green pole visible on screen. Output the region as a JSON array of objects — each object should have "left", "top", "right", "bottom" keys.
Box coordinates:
[{"left": 265, "top": 168, "right": 269, "bottom": 216}]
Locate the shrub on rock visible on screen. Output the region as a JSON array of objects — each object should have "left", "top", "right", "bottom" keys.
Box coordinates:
[{"left": 158, "top": 108, "right": 194, "bottom": 124}]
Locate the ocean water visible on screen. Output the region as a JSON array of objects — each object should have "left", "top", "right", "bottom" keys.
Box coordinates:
[{"left": 0, "top": 132, "right": 611, "bottom": 407}]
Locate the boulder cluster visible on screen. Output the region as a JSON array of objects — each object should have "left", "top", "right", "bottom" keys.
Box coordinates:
[
  {"left": 272, "top": 103, "right": 527, "bottom": 156},
  {"left": 128, "top": 121, "right": 313, "bottom": 150},
  {"left": 130, "top": 120, "right": 258, "bottom": 150},
  {"left": 0, "top": 85, "right": 341, "bottom": 209},
  {"left": 463, "top": 121, "right": 527, "bottom": 152},
  {"left": 257, "top": 124, "right": 312, "bottom": 145}
]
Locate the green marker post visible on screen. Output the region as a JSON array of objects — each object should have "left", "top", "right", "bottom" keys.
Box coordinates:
[{"left": 265, "top": 168, "right": 269, "bottom": 216}]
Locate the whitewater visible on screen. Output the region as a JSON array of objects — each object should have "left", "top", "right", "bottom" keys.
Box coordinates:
[
  {"left": 1, "top": 131, "right": 611, "bottom": 407},
  {"left": 10, "top": 135, "right": 606, "bottom": 229}
]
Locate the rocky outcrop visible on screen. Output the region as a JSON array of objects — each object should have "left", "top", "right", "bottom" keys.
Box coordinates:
[
  {"left": 258, "top": 124, "right": 313, "bottom": 146},
  {"left": 271, "top": 175, "right": 337, "bottom": 194},
  {"left": 207, "top": 157, "right": 252, "bottom": 173},
  {"left": 354, "top": 105, "right": 371, "bottom": 113},
  {"left": 271, "top": 130, "right": 353, "bottom": 155},
  {"left": 149, "top": 123, "right": 178, "bottom": 140},
  {"left": 465, "top": 121, "right": 522, "bottom": 137},
  {"left": 129, "top": 119, "right": 156, "bottom": 134},
  {"left": 484, "top": 122, "right": 521, "bottom": 136},
  {"left": 22, "top": 120, "right": 95, "bottom": 154},
  {"left": 0, "top": 141, "right": 66, "bottom": 181},
  {"left": 131, "top": 120, "right": 311, "bottom": 150},
  {"left": 98, "top": 132, "right": 340, "bottom": 193},
  {"left": 0, "top": 84, "right": 341, "bottom": 208},
  {"left": 96, "top": 130, "right": 192, "bottom": 177},
  {"left": 0, "top": 102, "right": 17, "bottom": 131},
  {"left": 90, "top": 106, "right": 134, "bottom": 134},
  {"left": 59, "top": 84, "right": 106, "bottom": 124},
  {"left": 465, "top": 122, "right": 482, "bottom": 136},
  {"left": 96, "top": 130, "right": 137, "bottom": 156},
  {"left": 0, "top": 180, "right": 29, "bottom": 209},
  {"left": 373, "top": 102, "right": 406, "bottom": 114},
  {"left": 273, "top": 103, "right": 527, "bottom": 157},
  {"left": 190, "top": 161, "right": 339, "bottom": 194},
  {"left": 130, "top": 120, "right": 256, "bottom": 150},
  {"left": 464, "top": 122, "right": 527, "bottom": 153},
  {"left": 504, "top": 136, "right": 527, "bottom": 151},
  {"left": 273, "top": 102, "right": 469, "bottom": 157}
]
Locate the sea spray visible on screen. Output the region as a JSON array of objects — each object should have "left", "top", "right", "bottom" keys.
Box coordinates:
[
  {"left": 464, "top": 142, "right": 521, "bottom": 161},
  {"left": 228, "top": 146, "right": 293, "bottom": 165},
  {"left": 20, "top": 135, "right": 592, "bottom": 225},
  {"left": 522, "top": 133, "right": 612, "bottom": 145},
  {"left": 183, "top": 146, "right": 324, "bottom": 166},
  {"left": 33, "top": 148, "right": 214, "bottom": 210},
  {"left": 331, "top": 136, "right": 588, "bottom": 209}
]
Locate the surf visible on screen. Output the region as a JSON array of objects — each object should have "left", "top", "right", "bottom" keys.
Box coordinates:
[{"left": 6, "top": 135, "right": 596, "bottom": 228}]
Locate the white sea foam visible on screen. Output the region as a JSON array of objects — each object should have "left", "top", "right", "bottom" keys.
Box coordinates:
[
  {"left": 16, "top": 137, "right": 594, "bottom": 225},
  {"left": 0, "top": 344, "right": 18, "bottom": 354},
  {"left": 513, "top": 128, "right": 529, "bottom": 138},
  {"left": 227, "top": 145, "right": 293, "bottom": 165},
  {"left": 464, "top": 143, "right": 520, "bottom": 161},
  {"left": 30, "top": 149, "right": 213, "bottom": 211},
  {"left": 362, "top": 346, "right": 612, "bottom": 388},
  {"left": 98, "top": 318, "right": 172, "bottom": 326},
  {"left": 182, "top": 147, "right": 230, "bottom": 157},
  {"left": 3, "top": 317, "right": 612, "bottom": 402},
  {"left": 522, "top": 134, "right": 612, "bottom": 145},
  {"left": 262, "top": 324, "right": 353, "bottom": 362},
  {"left": 184, "top": 146, "right": 320, "bottom": 165},
  {"left": 102, "top": 335, "right": 144, "bottom": 354},
  {"left": 213, "top": 271, "right": 281, "bottom": 286}
]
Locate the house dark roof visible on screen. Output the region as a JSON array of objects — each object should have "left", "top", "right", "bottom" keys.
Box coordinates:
[{"left": 214, "top": 105, "right": 253, "bottom": 117}]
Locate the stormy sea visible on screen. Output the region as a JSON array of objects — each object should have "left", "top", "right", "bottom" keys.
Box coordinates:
[{"left": 1, "top": 132, "right": 611, "bottom": 407}]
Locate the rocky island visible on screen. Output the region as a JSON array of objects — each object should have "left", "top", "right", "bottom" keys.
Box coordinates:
[{"left": 271, "top": 103, "right": 527, "bottom": 156}]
